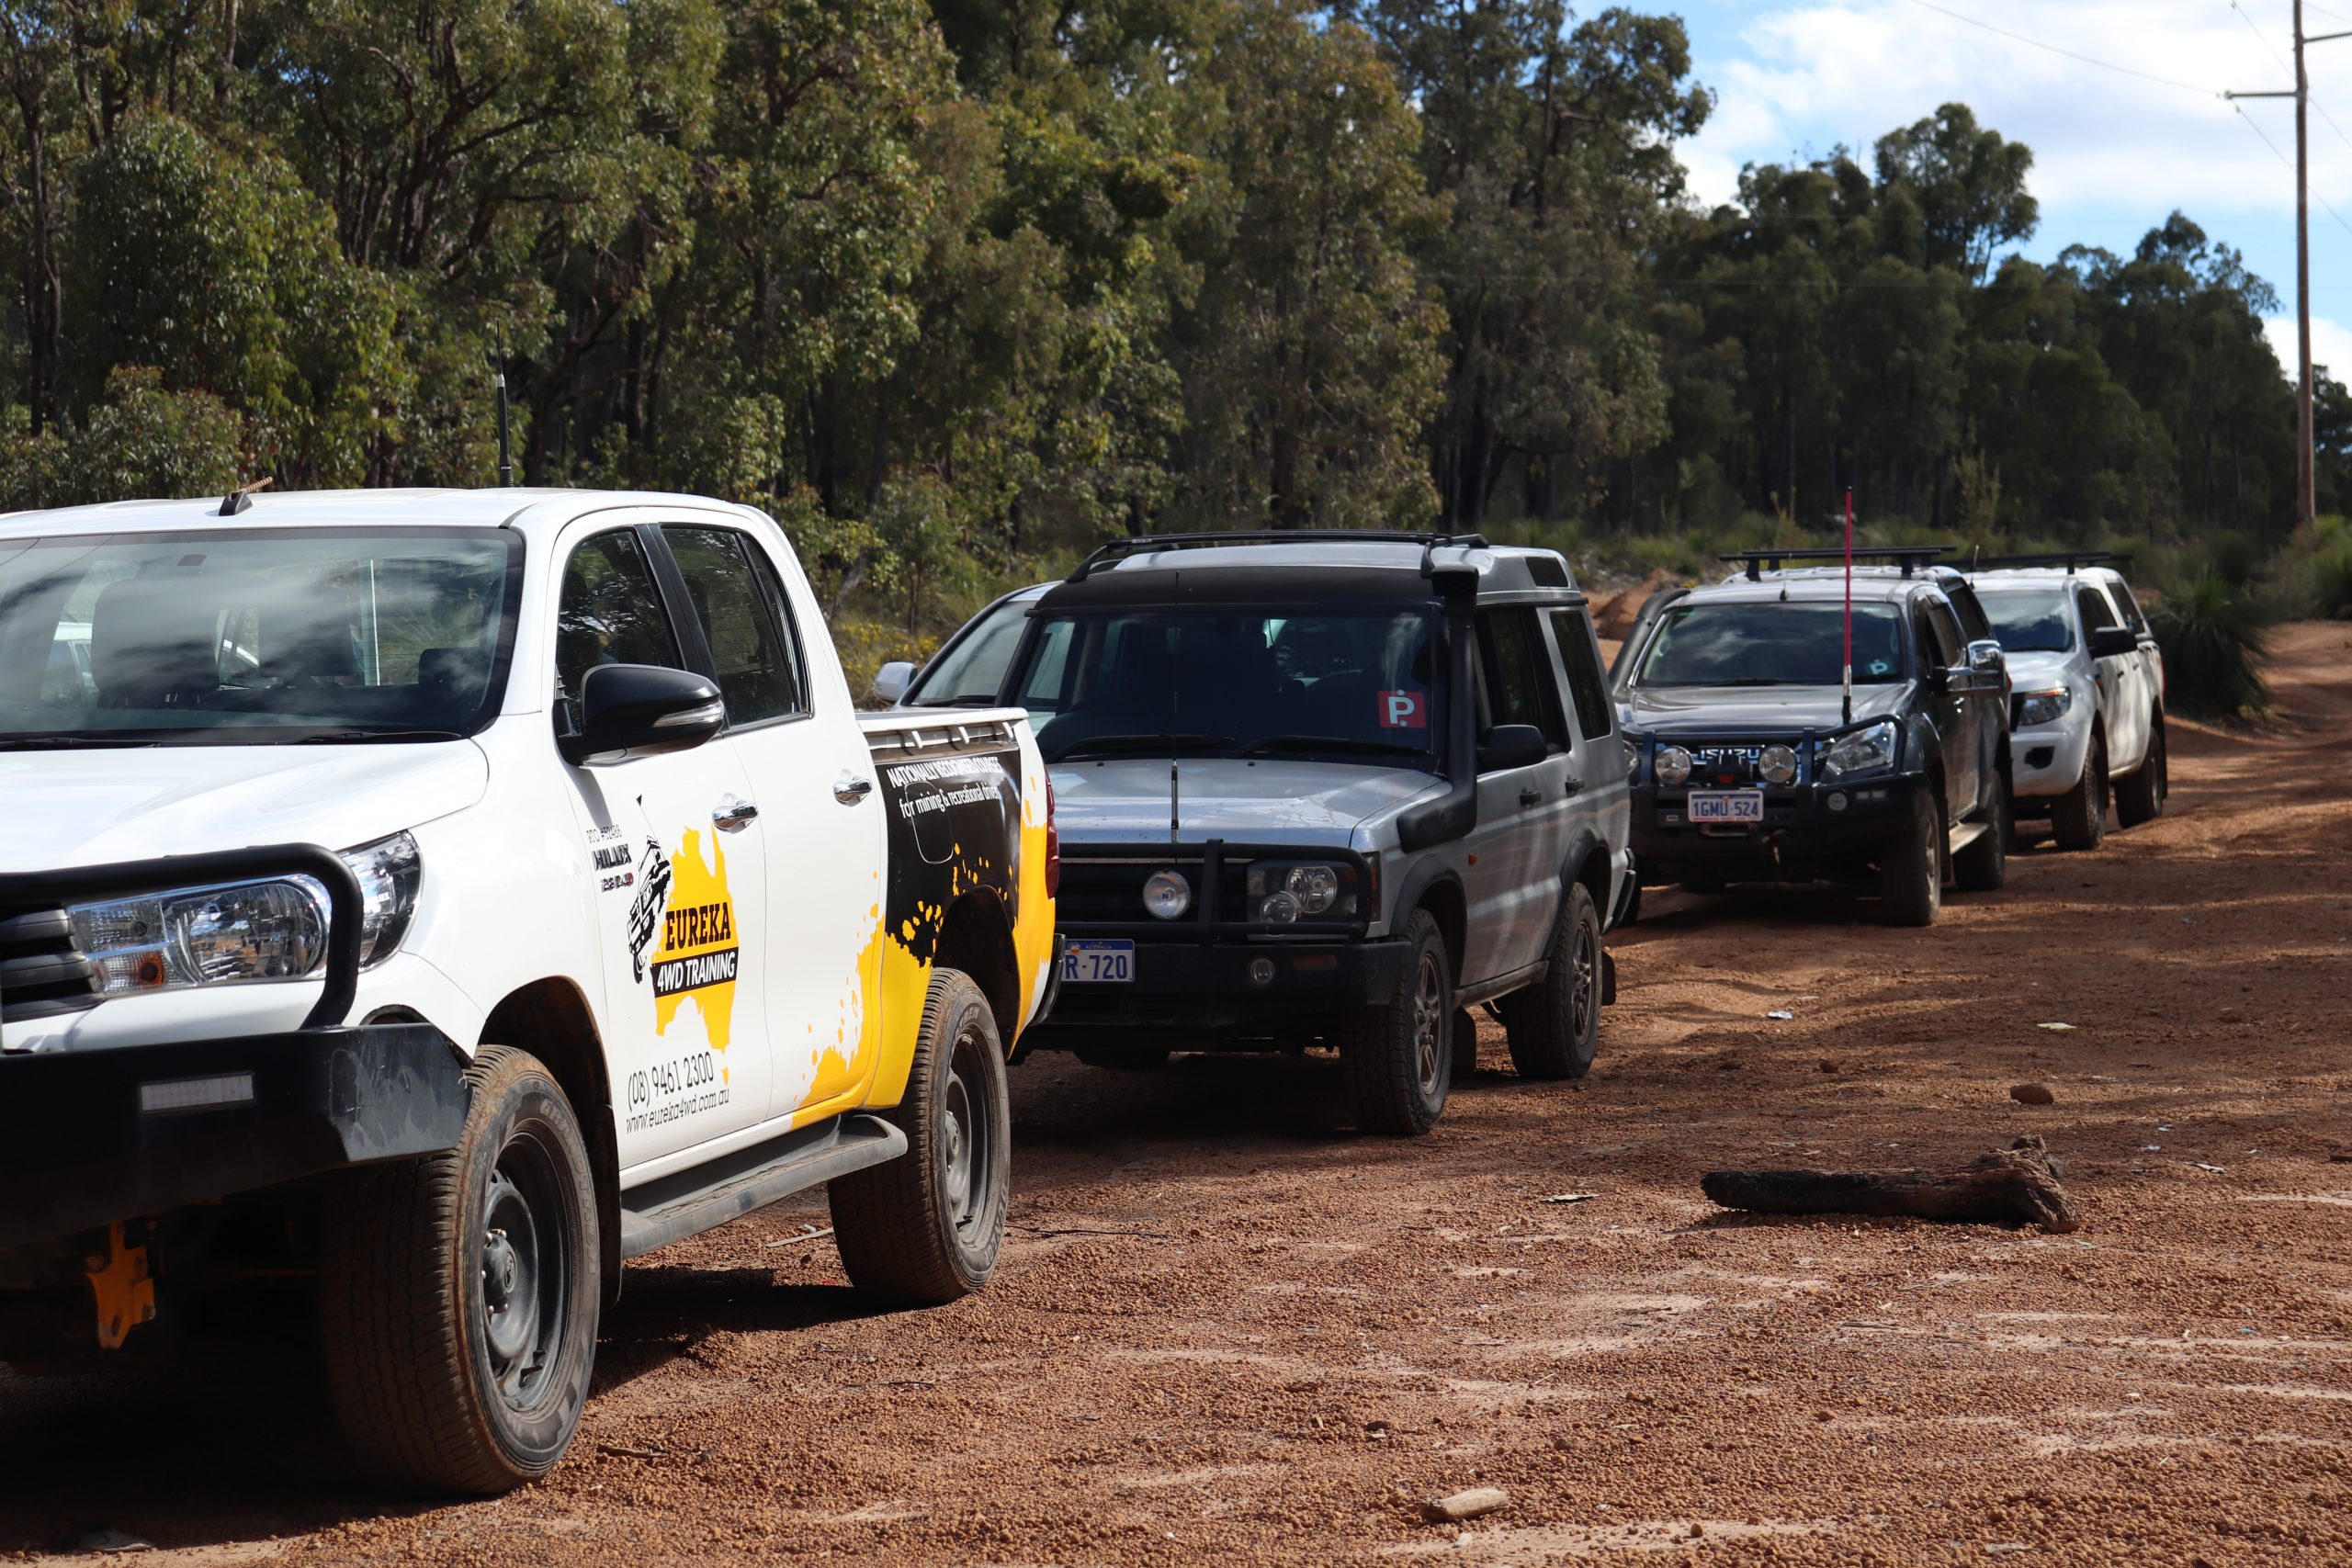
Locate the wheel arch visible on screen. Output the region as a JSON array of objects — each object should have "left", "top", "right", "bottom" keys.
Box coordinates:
[
  {"left": 1556, "top": 828, "right": 1612, "bottom": 916},
  {"left": 479, "top": 977, "right": 623, "bottom": 1307},
  {"left": 934, "top": 888, "right": 1021, "bottom": 1053},
  {"left": 1390, "top": 855, "right": 1467, "bottom": 981}
]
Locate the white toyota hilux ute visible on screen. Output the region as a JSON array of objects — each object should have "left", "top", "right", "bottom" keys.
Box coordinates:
[
  {"left": 1966, "top": 556, "right": 2167, "bottom": 849},
  {"left": 0, "top": 488, "right": 1058, "bottom": 1494}
]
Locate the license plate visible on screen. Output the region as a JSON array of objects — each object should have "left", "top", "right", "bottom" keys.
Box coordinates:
[
  {"left": 1687, "top": 789, "right": 1764, "bottom": 823},
  {"left": 1061, "top": 940, "right": 1134, "bottom": 984}
]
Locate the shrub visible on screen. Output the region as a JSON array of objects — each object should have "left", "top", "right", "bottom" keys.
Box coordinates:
[
  {"left": 2308, "top": 541, "right": 2352, "bottom": 620},
  {"left": 2147, "top": 574, "right": 2278, "bottom": 718}
]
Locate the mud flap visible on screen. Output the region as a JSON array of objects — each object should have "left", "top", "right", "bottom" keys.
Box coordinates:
[{"left": 1600, "top": 950, "right": 1617, "bottom": 1007}]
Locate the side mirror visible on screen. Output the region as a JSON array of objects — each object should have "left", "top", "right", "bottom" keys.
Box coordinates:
[
  {"left": 1477, "top": 722, "right": 1548, "bottom": 773},
  {"left": 560, "top": 663, "right": 725, "bottom": 767},
  {"left": 2088, "top": 626, "right": 2138, "bottom": 660},
  {"left": 1965, "top": 637, "right": 2006, "bottom": 674},
  {"left": 871, "top": 660, "right": 915, "bottom": 706}
]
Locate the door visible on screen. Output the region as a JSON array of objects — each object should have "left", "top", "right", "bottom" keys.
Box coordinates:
[
  {"left": 1914, "top": 596, "right": 1978, "bottom": 816},
  {"left": 658, "top": 521, "right": 889, "bottom": 1127},
  {"left": 2077, "top": 581, "right": 2148, "bottom": 772},
  {"left": 1547, "top": 604, "right": 1631, "bottom": 898},
  {"left": 552, "top": 524, "right": 773, "bottom": 1168},
  {"left": 1461, "top": 608, "right": 1576, "bottom": 985}
]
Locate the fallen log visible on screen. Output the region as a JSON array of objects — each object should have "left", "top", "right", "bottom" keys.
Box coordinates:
[{"left": 1701, "top": 1136, "right": 2080, "bottom": 1233}]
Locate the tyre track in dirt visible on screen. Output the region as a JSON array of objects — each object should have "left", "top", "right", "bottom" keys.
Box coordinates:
[{"left": 5, "top": 626, "right": 2350, "bottom": 1565}]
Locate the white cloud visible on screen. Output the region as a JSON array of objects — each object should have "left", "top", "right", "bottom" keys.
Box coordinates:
[
  {"left": 2265, "top": 314, "right": 2352, "bottom": 381},
  {"left": 1679, "top": 0, "right": 2352, "bottom": 226}
]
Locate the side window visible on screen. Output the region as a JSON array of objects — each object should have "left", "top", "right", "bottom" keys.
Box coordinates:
[
  {"left": 1547, "top": 608, "right": 1614, "bottom": 742},
  {"left": 555, "top": 530, "right": 682, "bottom": 736},
  {"left": 1476, "top": 608, "right": 1567, "bottom": 749},
  {"left": 662, "top": 526, "right": 805, "bottom": 725},
  {"left": 2105, "top": 580, "right": 2148, "bottom": 633},
  {"left": 1946, "top": 583, "right": 1992, "bottom": 644},
  {"left": 1925, "top": 598, "right": 1966, "bottom": 667},
  {"left": 2076, "top": 584, "right": 2119, "bottom": 633}
]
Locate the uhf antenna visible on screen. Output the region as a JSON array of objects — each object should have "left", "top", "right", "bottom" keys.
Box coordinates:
[
  {"left": 494, "top": 336, "right": 515, "bottom": 488},
  {"left": 1841, "top": 487, "right": 1855, "bottom": 729},
  {"left": 1170, "top": 761, "right": 1180, "bottom": 842}
]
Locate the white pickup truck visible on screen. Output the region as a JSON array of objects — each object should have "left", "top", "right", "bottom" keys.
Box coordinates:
[{"left": 0, "top": 488, "right": 1058, "bottom": 1494}]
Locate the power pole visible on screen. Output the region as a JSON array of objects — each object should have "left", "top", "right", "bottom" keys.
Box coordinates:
[{"left": 2232, "top": 6, "right": 2348, "bottom": 526}]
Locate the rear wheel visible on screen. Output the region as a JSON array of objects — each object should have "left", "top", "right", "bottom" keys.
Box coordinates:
[
  {"left": 1340, "top": 909, "right": 1451, "bottom": 1135},
  {"left": 1498, "top": 883, "right": 1603, "bottom": 1080},
  {"left": 1073, "top": 1046, "right": 1171, "bottom": 1069},
  {"left": 831, "top": 970, "right": 1010, "bottom": 1304},
  {"left": 2052, "top": 730, "right": 2109, "bottom": 851},
  {"left": 2114, "top": 717, "right": 2166, "bottom": 827},
  {"left": 1953, "top": 770, "right": 2009, "bottom": 893},
  {"left": 1880, "top": 795, "right": 1944, "bottom": 927},
  {"left": 320, "top": 1046, "right": 601, "bottom": 1495}
]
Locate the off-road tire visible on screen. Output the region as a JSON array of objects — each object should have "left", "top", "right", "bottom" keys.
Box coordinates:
[
  {"left": 1881, "top": 795, "right": 1945, "bottom": 927},
  {"left": 1498, "top": 882, "right": 1603, "bottom": 1080},
  {"left": 1953, "top": 770, "right": 2010, "bottom": 893},
  {"left": 2052, "top": 729, "right": 2109, "bottom": 851},
  {"left": 830, "top": 969, "right": 1009, "bottom": 1305},
  {"left": 2114, "top": 716, "right": 2166, "bottom": 827},
  {"left": 1340, "top": 909, "right": 1452, "bottom": 1135},
  {"left": 320, "top": 1046, "right": 601, "bottom": 1495},
  {"left": 1073, "top": 1046, "right": 1171, "bottom": 1069}
]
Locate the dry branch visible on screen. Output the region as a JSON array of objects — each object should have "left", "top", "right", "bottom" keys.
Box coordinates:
[{"left": 1702, "top": 1136, "right": 2080, "bottom": 1233}]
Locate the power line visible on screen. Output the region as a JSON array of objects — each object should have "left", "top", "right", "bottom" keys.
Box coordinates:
[
  {"left": 2230, "top": 0, "right": 2352, "bottom": 155},
  {"left": 1900, "top": 0, "right": 2223, "bottom": 97},
  {"left": 2233, "top": 101, "right": 2352, "bottom": 241}
]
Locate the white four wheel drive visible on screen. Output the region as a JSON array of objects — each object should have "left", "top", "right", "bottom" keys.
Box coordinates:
[
  {"left": 1967, "top": 554, "right": 2167, "bottom": 848},
  {"left": 0, "top": 488, "right": 1060, "bottom": 1493}
]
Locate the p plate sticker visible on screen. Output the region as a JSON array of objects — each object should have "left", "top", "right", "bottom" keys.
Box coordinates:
[{"left": 1378, "top": 689, "right": 1429, "bottom": 729}]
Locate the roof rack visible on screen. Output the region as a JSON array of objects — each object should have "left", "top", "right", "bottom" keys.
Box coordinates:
[
  {"left": 1719, "top": 545, "right": 1951, "bottom": 581},
  {"left": 1963, "top": 550, "right": 2132, "bottom": 575},
  {"left": 1067, "top": 529, "right": 1489, "bottom": 583}
]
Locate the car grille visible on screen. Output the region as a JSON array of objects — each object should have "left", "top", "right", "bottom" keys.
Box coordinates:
[
  {"left": 0, "top": 904, "right": 102, "bottom": 1025},
  {"left": 1058, "top": 854, "right": 1250, "bottom": 931},
  {"left": 1057, "top": 843, "right": 1372, "bottom": 941}
]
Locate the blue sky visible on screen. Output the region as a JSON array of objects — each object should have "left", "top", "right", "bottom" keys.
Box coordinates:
[{"left": 1668, "top": 0, "right": 2352, "bottom": 378}]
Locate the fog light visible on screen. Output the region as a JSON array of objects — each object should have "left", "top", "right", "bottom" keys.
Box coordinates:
[
  {"left": 1257, "top": 891, "right": 1301, "bottom": 924},
  {"left": 1826, "top": 791, "right": 1848, "bottom": 812},
  {"left": 1759, "top": 744, "right": 1798, "bottom": 785},
  {"left": 1249, "top": 957, "right": 1276, "bottom": 986},
  {"left": 1143, "top": 870, "right": 1192, "bottom": 920}
]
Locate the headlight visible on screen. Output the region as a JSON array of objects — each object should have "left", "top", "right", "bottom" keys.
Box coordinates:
[
  {"left": 1245, "top": 863, "right": 1356, "bottom": 921},
  {"left": 2014, "top": 688, "right": 2071, "bottom": 728},
  {"left": 1143, "top": 869, "right": 1192, "bottom": 920},
  {"left": 1820, "top": 719, "right": 1899, "bottom": 780},
  {"left": 67, "top": 833, "right": 422, "bottom": 998},
  {"left": 1622, "top": 737, "right": 1642, "bottom": 780},
  {"left": 1655, "top": 745, "right": 1692, "bottom": 788},
  {"left": 1758, "top": 743, "right": 1799, "bottom": 785}
]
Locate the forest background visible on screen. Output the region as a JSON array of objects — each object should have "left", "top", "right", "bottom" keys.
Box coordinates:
[{"left": 3, "top": 0, "right": 2346, "bottom": 690}]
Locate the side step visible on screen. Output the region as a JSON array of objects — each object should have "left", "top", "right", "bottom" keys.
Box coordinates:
[
  {"left": 1948, "top": 819, "right": 1989, "bottom": 854},
  {"left": 618, "top": 1112, "right": 907, "bottom": 1259}
]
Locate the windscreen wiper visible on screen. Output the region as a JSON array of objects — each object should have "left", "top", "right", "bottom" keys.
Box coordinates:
[
  {"left": 0, "top": 735, "right": 161, "bottom": 750},
  {"left": 279, "top": 728, "right": 469, "bottom": 744},
  {"left": 1046, "top": 733, "right": 1232, "bottom": 762},
  {"left": 1230, "top": 735, "right": 1429, "bottom": 758}
]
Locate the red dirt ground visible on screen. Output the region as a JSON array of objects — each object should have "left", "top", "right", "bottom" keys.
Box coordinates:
[{"left": 6, "top": 626, "right": 2349, "bottom": 1566}]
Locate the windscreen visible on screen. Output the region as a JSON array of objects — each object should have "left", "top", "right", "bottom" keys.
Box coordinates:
[
  {"left": 0, "top": 528, "right": 519, "bottom": 746},
  {"left": 1012, "top": 608, "right": 1444, "bottom": 767},
  {"left": 1976, "top": 588, "right": 2075, "bottom": 653},
  {"left": 906, "top": 593, "right": 1033, "bottom": 707},
  {"left": 1634, "top": 602, "right": 1906, "bottom": 687}
]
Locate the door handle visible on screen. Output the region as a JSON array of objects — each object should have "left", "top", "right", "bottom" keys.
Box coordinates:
[
  {"left": 1563, "top": 773, "right": 1586, "bottom": 795},
  {"left": 1519, "top": 787, "right": 1542, "bottom": 807},
  {"left": 834, "top": 775, "right": 875, "bottom": 806},
  {"left": 712, "top": 796, "right": 760, "bottom": 832}
]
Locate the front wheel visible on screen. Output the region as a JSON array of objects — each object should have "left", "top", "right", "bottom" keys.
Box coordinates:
[
  {"left": 2114, "top": 717, "right": 2166, "bottom": 827},
  {"left": 1498, "top": 882, "right": 1603, "bottom": 1080},
  {"left": 830, "top": 969, "right": 1010, "bottom": 1305},
  {"left": 1953, "top": 771, "right": 2009, "bottom": 893},
  {"left": 1880, "top": 795, "right": 1944, "bottom": 927},
  {"left": 2052, "top": 730, "right": 2109, "bottom": 851},
  {"left": 321, "top": 1046, "right": 601, "bottom": 1495},
  {"left": 1340, "top": 909, "right": 1452, "bottom": 1135}
]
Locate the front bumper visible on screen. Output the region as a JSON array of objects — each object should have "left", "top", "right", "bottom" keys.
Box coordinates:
[
  {"left": 1632, "top": 773, "right": 1931, "bottom": 883},
  {"left": 0, "top": 1024, "right": 469, "bottom": 1252},
  {"left": 2010, "top": 716, "right": 2094, "bottom": 800},
  {"left": 1024, "top": 937, "right": 1414, "bottom": 1045}
]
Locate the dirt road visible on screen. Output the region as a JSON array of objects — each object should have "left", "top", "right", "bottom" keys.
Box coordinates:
[{"left": 6, "top": 627, "right": 2350, "bottom": 1566}]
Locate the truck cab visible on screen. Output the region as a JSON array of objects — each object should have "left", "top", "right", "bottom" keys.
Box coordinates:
[{"left": 900, "top": 532, "right": 1633, "bottom": 1136}]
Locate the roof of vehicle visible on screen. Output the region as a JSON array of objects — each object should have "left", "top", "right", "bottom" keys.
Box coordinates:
[
  {"left": 1968, "top": 565, "right": 2132, "bottom": 590},
  {"left": 0, "top": 487, "right": 762, "bottom": 541},
  {"left": 1675, "top": 572, "right": 1942, "bottom": 608},
  {"left": 1037, "top": 533, "right": 1581, "bottom": 609}
]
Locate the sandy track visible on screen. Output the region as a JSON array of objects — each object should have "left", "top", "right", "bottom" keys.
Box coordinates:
[{"left": 6, "top": 626, "right": 2350, "bottom": 1566}]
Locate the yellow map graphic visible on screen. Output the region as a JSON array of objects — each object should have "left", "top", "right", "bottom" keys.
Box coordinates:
[{"left": 653, "top": 828, "right": 736, "bottom": 1049}]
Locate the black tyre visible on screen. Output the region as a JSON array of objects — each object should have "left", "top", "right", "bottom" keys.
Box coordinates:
[
  {"left": 1340, "top": 908, "right": 1452, "bottom": 1135},
  {"left": 2114, "top": 716, "right": 2166, "bottom": 827},
  {"left": 1953, "top": 770, "right": 2009, "bottom": 893},
  {"left": 1880, "top": 795, "right": 1944, "bottom": 927},
  {"left": 2052, "top": 729, "right": 2109, "bottom": 851},
  {"left": 1680, "top": 874, "right": 1728, "bottom": 897},
  {"left": 1498, "top": 882, "right": 1603, "bottom": 1080},
  {"left": 1073, "top": 1046, "right": 1171, "bottom": 1069},
  {"left": 830, "top": 969, "right": 1010, "bottom": 1305},
  {"left": 321, "top": 1046, "right": 601, "bottom": 1495}
]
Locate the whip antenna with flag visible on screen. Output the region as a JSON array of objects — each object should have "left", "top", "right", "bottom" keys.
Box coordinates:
[{"left": 1841, "top": 487, "right": 1855, "bottom": 728}]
